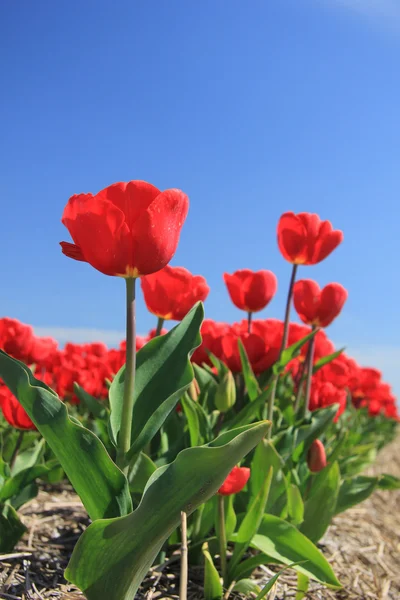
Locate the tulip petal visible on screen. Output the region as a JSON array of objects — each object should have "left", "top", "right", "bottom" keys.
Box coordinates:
[{"left": 130, "top": 189, "right": 189, "bottom": 275}]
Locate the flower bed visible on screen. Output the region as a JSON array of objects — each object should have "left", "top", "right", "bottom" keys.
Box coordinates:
[{"left": 0, "top": 179, "right": 399, "bottom": 600}]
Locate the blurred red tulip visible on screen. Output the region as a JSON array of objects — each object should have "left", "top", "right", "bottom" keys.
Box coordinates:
[
  {"left": 307, "top": 439, "right": 327, "bottom": 472},
  {"left": 218, "top": 466, "right": 250, "bottom": 495},
  {"left": 277, "top": 212, "right": 343, "bottom": 265},
  {"left": 61, "top": 180, "right": 189, "bottom": 277},
  {"left": 293, "top": 280, "right": 348, "bottom": 327},
  {"left": 223, "top": 269, "right": 277, "bottom": 313},
  {"left": 141, "top": 265, "right": 210, "bottom": 321},
  {"left": 0, "top": 318, "right": 34, "bottom": 362},
  {"left": 0, "top": 385, "right": 36, "bottom": 430},
  {"left": 309, "top": 380, "right": 347, "bottom": 421}
]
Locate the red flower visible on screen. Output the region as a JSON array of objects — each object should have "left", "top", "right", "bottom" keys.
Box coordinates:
[
  {"left": 307, "top": 440, "right": 327, "bottom": 472},
  {"left": 309, "top": 380, "right": 347, "bottom": 421},
  {"left": 28, "top": 336, "right": 59, "bottom": 364},
  {"left": 223, "top": 269, "right": 277, "bottom": 313},
  {"left": 191, "top": 320, "right": 229, "bottom": 366},
  {"left": 0, "top": 318, "right": 34, "bottom": 362},
  {"left": 218, "top": 466, "right": 250, "bottom": 496},
  {"left": 277, "top": 212, "right": 343, "bottom": 265},
  {"left": 141, "top": 265, "right": 210, "bottom": 321},
  {"left": 0, "top": 385, "right": 36, "bottom": 430},
  {"left": 61, "top": 180, "right": 189, "bottom": 277},
  {"left": 293, "top": 280, "right": 348, "bottom": 328}
]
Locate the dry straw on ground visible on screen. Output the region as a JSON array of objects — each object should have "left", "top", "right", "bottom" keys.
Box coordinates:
[{"left": 1, "top": 436, "right": 399, "bottom": 600}]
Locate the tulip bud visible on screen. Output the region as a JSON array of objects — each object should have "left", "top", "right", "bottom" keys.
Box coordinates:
[
  {"left": 218, "top": 466, "right": 250, "bottom": 495},
  {"left": 214, "top": 371, "right": 236, "bottom": 413},
  {"left": 188, "top": 378, "right": 200, "bottom": 401},
  {"left": 307, "top": 439, "right": 327, "bottom": 473}
]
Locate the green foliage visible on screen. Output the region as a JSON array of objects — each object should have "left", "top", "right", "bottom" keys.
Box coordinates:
[{"left": 65, "top": 421, "right": 270, "bottom": 600}]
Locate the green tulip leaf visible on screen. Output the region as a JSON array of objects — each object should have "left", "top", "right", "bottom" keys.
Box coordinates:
[
  {"left": 334, "top": 475, "right": 378, "bottom": 515},
  {"left": 65, "top": 421, "right": 270, "bottom": 600},
  {"left": 203, "top": 542, "right": 223, "bottom": 600},
  {"left": 0, "top": 503, "right": 27, "bottom": 552},
  {"left": 238, "top": 339, "right": 261, "bottom": 401},
  {"left": 251, "top": 514, "right": 341, "bottom": 587},
  {"left": 0, "top": 350, "right": 131, "bottom": 520},
  {"left": 301, "top": 462, "right": 341, "bottom": 542},
  {"left": 109, "top": 303, "right": 203, "bottom": 459}
]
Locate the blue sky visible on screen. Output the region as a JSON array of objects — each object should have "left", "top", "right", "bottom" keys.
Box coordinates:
[{"left": 1, "top": 0, "right": 399, "bottom": 396}]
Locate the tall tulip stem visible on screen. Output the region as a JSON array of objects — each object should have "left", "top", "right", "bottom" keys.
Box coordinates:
[
  {"left": 302, "top": 325, "right": 317, "bottom": 418},
  {"left": 117, "top": 277, "right": 137, "bottom": 472},
  {"left": 267, "top": 264, "right": 298, "bottom": 438},
  {"left": 180, "top": 511, "right": 188, "bottom": 600},
  {"left": 155, "top": 316, "right": 165, "bottom": 337},
  {"left": 247, "top": 311, "right": 252, "bottom": 334},
  {"left": 218, "top": 495, "right": 228, "bottom": 585}
]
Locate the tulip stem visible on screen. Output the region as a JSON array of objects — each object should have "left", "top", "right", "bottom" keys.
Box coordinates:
[
  {"left": 267, "top": 264, "right": 298, "bottom": 438},
  {"left": 179, "top": 511, "right": 188, "bottom": 600},
  {"left": 9, "top": 431, "right": 24, "bottom": 472},
  {"left": 302, "top": 325, "right": 317, "bottom": 419},
  {"left": 218, "top": 495, "right": 228, "bottom": 585},
  {"left": 247, "top": 312, "right": 252, "bottom": 334},
  {"left": 117, "top": 277, "right": 137, "bottom": 473},
  {"left": 155, "top": 316, "right": 165, "bottom": 337}
]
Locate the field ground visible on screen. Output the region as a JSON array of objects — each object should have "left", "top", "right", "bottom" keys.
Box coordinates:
[{"left": 1, "top": 436, "right": 399, "bottom": 600}]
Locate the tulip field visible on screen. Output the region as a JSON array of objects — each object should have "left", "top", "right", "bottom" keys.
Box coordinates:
[{"left": 0, "top": 181, "right": 399, "bottom": 600}]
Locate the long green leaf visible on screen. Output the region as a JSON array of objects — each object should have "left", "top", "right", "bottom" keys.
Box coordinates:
[
  {"left": 255, "top": 562, "right": 305, "bottom": 600},
  {"left": 0, "top": 503, "right": 26, "bottom": 552},
  {"left": 334, "top": 475, "right": 378, "bottom": 515},
  {"left": 65, "top": 421, "right": 270, "bottom": 600},
  {"left": 301, "top": 462, "right": 341, "bottom": 542},
  {"left": 273, "top": 330, "right": 318, "bottom": 375},
  {"left": 238, "top": 339, "right": 260, "bottom": 401},
  {"left": 109, "top": 303, "right": 203, "bottom": 458},
  {"left": 251, "top": 514, "right": 341, "bottom": 587},
  {"left": 203, "top": 542, "right": 223, "bottom": 600},
  {"left": 0, "top": 350, "right": 131, "bottom": 520},
  {"left": 229, "top": 467, "right": 273, "bottom": 578}
]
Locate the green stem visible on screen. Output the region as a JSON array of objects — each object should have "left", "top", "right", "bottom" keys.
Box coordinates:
[
  {"left": 302, "top": 325, "right": 317, "bottom": 419},
  {"left": 267, "top": 263, "right": 298, "bottom": 438},
  {"left": 247, "top": 311, "right": 252, "bottom": 334},
  {"left": 117, "top": 277, "right": 137, "bottom": 472},
  {"left": 155, "top": 316, "right": 165, "bottom": 337},
  {"left": 180, "top": 511, "right": 188, "bottom": 600},
  {"left": 218, "top": 495, "right": 228, "bottom": 585},
  {"left": 9, "top": 430, "right": 24, "bottom": 472}
]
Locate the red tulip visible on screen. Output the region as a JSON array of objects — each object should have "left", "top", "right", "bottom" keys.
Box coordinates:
[
  {"left": 223, "top": 269, "right": 277, "bottom": 313},
  {"left": 61, "top": 180, "right": 189, "bottom": 277},
  {"left": 28, "top": 336, "right": 59, "bottom": 364},
  {"left": 141, "top": 265, "right": 210, "bottom": 321},
  {"left": 191, "top": 320, "right": 229, "bottom": 367},
  {"left": 293, "top": 280, "right": 348, "bottom": 327},
  {"left": 218, "top": 466, "right": 250, "bottom": 495},
  {"left": 277, "top": 212, "right": 343, "bottom": 265},
  {"left": 0, "top": 385, "right": 36, "bottom": 430},
  {"left": 0, "top": 318, "right": 34, "bottom": 362},
  {"left": 309, "top": 380, "right": 347, "bottom": 421},
  {"left": 307, "top": 440, "right": 327, "bottom": 472}
]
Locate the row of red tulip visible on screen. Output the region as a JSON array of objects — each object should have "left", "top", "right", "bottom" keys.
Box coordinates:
[{"left": 0, "top": 309, "right": 397, "bottom": 431}]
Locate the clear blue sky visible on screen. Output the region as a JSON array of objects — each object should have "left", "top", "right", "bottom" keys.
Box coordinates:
[{"left": 1, "top": 0, "right": 399, "bottom": 395}]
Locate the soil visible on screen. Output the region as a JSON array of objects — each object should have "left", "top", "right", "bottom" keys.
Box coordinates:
[{"left": 1, "top": 437, "right": 399, "bottom": 600}]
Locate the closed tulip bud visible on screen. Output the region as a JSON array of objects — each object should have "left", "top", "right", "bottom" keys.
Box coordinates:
[
  {"left": 218, "top": 466, "right": 250, "bottom": 495},
  {"left": 307, "top": 439, "right": 327, "bottom": 473},
  {"left": 215, "top": 371, "right": 236, "bottom": 413},
  {"left": 188, "top": 378, "right": 200, "bottom": 401}
]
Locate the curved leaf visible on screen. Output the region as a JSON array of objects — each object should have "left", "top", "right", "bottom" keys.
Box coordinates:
[
  {"left": 109, "top": 303, "right": 204, "bottom": 457},
  {"left": 0, "top": 350, "right": 131, "bottom": 520},
  {"left": 251, "top": 514, "right": 341, "bottom": 588},
  {"left": 65, "top": 421, "right": 270, "bottom": 600},
  {"left": 301, "top": 462, "right": 340, "bottom": 542}
]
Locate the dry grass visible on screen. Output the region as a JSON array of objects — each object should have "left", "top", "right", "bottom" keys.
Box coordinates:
[{"left": 1, "top": 437, "right": 399, "bottom": 600}]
